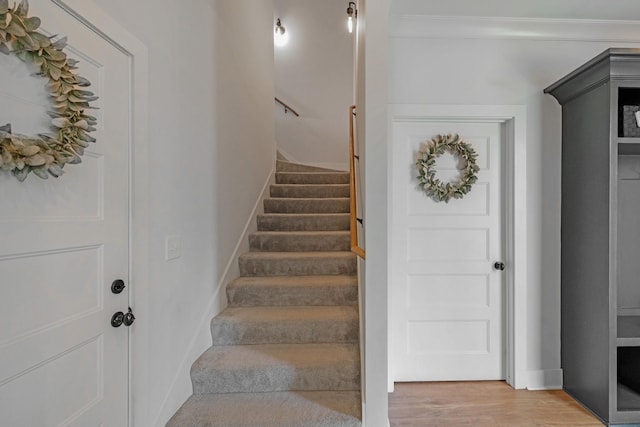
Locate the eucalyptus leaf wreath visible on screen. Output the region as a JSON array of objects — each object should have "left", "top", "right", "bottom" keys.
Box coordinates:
[
  {"left": 416, "top": 133, "right": 480, "bottom": 203},
  {"left": 0, "top": 0, "right": 99, "bottom": 182}
]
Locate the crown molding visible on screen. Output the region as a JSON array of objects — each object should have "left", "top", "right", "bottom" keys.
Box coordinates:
[{"left": 390, "top": 15, "right": 640, "bottom": 42}]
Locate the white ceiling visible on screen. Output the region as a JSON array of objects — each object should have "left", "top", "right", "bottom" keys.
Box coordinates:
[{"left": 391, "top": 0, "right": 640, "bottom": 21}]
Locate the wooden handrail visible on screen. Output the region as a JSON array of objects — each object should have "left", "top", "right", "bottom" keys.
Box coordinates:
[
  {"left": 274, "top": 97, "right": 300, "bottom": 117},
  {"left": 349, "top": 105, "right": 365, "bottom": 259}
]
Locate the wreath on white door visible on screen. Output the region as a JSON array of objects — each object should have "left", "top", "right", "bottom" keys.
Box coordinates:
[
  {"left": 0, "top": 0, "right": 99, "bottom": 181},
  {"left": 416, "top": 133, "right": 479, "bottom": 203}
]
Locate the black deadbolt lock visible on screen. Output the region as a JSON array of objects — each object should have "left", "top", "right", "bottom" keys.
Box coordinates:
[
  {"left": 111, "top": 279, "right": 126, "bottom": 294},
  {"left": 494, "top": 262, "right": 506, "bottom": 271}
]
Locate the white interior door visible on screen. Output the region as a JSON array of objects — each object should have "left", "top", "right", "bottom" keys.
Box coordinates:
[
  {"left": 0, "top": 1, "right": 131, "bottom": 425},
  {"left": 391, "top": 119, "right": 505, "bottom": 381}
]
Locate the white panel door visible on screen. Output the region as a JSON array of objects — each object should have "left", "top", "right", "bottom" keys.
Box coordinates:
[
  {"left": 0, "top": 1, "right": 130, "bottom": 426},
  {"left": 391, "top": 120, "right": 504, "bottom": 381}
]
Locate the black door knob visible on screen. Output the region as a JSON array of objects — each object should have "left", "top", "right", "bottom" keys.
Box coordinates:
[
  {"left": 111, "top": 279, "right": 126, "bottom": 294},
  {"left": 494, "top": 262, "right": 506, "bottom": 271},
  {"left": 111, "top": 311, "right": 125, "bottom": 327}
]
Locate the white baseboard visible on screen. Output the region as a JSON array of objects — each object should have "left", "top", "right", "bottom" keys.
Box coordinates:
[
  {"left": 276, "top": 146, "right": 295, "bottom": 162},
  {"left": 153, "top": 296, "right": 225, "bottom": 426},
  {"left": 527, "top": 369, "right": 563, "bottom": 390},
  {"left": 361, "top": 406, "right": 391, "bottom": 427},
  {"left": 154, "top": 168, "right": 275, "bottom": 426},
  {"left": 215, "top": 168, "right": 275, "bottom": 293},
  {"left": 276, "top": 150, "right": 289, "bottom": 161}
]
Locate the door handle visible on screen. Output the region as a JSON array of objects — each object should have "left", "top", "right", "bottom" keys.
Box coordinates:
[
  {"left": 494, "top": 262, "right": 505, "bottom": 271},
  {"left": 111, "top": 307, "right": 135, "bottom": 327},
  {"left": 111, "top": 311, "right": 125, "bottom": 327},
  {"left": 123, "top": 307, "right": 135, "bottom": 326}
]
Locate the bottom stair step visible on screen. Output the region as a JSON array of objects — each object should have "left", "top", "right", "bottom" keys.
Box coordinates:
[
  {"left": 191, "top": 343, "right": 360, "bottom": 393},
  {"left": 166, "top": 391, "right": 362, "bottom": 427}
]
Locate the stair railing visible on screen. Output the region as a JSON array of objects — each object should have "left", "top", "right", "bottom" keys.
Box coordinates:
[
  {"left": 274, "top": 97, "right": 300, "bottom": 117},
  {"left": 349, "top": 105, "right": 365, "bottom": 259}
]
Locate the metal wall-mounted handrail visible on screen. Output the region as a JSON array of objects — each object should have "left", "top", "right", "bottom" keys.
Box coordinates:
[
  {"left": 349, "top": 105, "right": 365, "bottom": 259},
  {"left": 274, "top": 97, "right": 300, "bottom": 117}
]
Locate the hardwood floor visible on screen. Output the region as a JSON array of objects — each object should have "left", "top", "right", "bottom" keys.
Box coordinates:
[{"left": 389, "top": 381, "right": 603, "bottom": 426}]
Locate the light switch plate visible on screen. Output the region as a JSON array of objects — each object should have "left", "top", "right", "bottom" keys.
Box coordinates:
[{"left": 165, "top": 235, "right": 181, "bottom": 261}]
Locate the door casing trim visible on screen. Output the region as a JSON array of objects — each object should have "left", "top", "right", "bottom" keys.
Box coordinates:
[
  {"left": 389, "top": 103, "right": 528, "bottom": 389},
  {"left": 50, "top": 0, "right": 150, "bottom": 424}
]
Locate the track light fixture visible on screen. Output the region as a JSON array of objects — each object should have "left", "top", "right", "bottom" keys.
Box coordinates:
[{"left": 347, "top": 2, "right": 356, "bottom": 33}]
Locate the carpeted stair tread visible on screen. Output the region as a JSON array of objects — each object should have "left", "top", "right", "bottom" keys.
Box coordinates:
[
  {"left": 239, "top": 251, "right": 357, "bottom": 276},
  {"left": 166, "top": 391, "right": 362, "bottom": 427},
  {"left": 276, "top": 160, "right": 340, "bottom": 173},
  {"left": 276, "top": 171, "right": 350, "bottom": 185},
  {"left": 210, "top": 306, "right": 359, "bottom": 345},
  {"left": 249, "top": 230, "right": 349, "bottom": 252},
  {"left": 167, "top": 157, "right": 362, "bottom": 425},
  {"left": 191, "top": 343, "right": 360, "bottom": 394},
  {"left": 257, "top": 213, "right": 349, "bottom": 231},
  {"left": 270, "top": 184, "right": 350, "bottom": 198},
  {"left": 227, "top": 275, "right": 358, "bottom": 307},
  {"left": 264, "top": 197, "right": 350, "bottom": 214}
]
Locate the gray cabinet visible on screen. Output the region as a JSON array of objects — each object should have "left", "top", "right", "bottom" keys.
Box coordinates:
[{"left": 545, "top": 48, "right": 640, "bottom": 425}]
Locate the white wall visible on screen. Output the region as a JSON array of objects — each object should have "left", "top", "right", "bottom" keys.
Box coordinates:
[
  {"left": 387, "top": 16, "right": 640, "bottom": 388},
  {"left": 358, "top": 0, "right": 391, "bottom": 426},
  {"left": 91, "top": 0, "right": 275, "bottom": 425},
  {"left": 274, "top": 0, "right": 353, "bottom": 170}
]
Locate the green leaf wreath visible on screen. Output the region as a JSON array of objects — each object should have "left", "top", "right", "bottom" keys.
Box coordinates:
[
  {"left": 0, "top": 0, "right": 98, "bottom": 182},
  {"left": 416, "top": 133, "right": 480, "bottom": 203}
]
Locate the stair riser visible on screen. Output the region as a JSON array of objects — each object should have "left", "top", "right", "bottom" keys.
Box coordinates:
[
  {"left": 239, "top": 257, "right": 357, "bottom": 276},
  {"left": 276, "top": 172, "right": 350, "bottom": 185},
  {"left": 264, "top": 198, "right": 349, "bottom": 214},
  {"left": 211, "top": 318, "right": 359, "bottom": 345},
  {"left": 192, "top": 364, "right": 360, "bottom": 394},
  {"left": 227, "top": 285, "right": 358, "bottom": 307},
  {"left": 270, "top": 185, "right": 350, "bottom": 198},
  {"left": 249, "top": 233, "right": 349, "bottom": 252},
  {"left": 257, "top": 214, "right": 349, "bottom": 231}
]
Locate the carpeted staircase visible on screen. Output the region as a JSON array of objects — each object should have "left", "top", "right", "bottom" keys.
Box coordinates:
[{"left": 167, "top": 160, "right": 362, "bottom": 427}]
